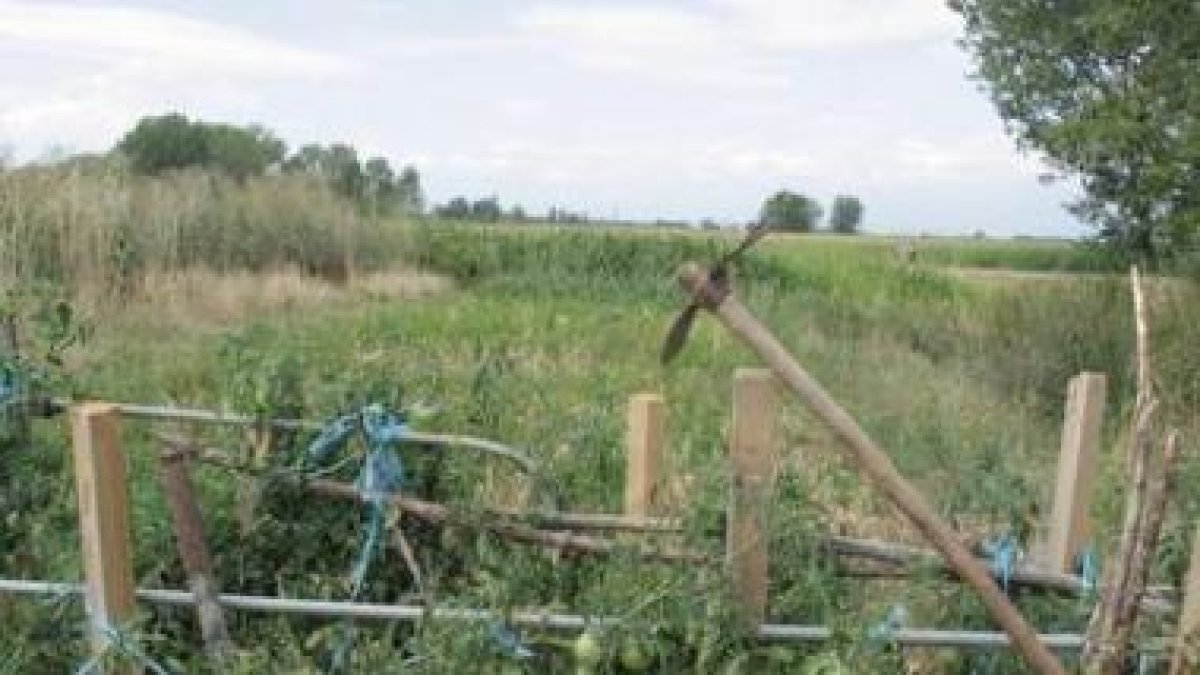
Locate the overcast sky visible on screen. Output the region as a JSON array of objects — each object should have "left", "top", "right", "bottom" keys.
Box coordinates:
[{"left": 0, "top": 0, "right": 1085, "bottom": 236}]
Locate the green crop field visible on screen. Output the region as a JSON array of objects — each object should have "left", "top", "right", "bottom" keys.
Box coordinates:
[{"left": 2, "top": 169, "right": 1198, "bottom": 673}]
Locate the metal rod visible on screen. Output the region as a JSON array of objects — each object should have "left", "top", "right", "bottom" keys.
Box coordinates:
[
  {"left": 49, "top": 399, "right": 537, "bottom": 475},
  {"left": 1, "top": 578, "right": 1151, "bottom": 651}
]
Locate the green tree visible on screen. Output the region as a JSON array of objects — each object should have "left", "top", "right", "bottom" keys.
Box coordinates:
[
  {"left": 118, "top": 114, "right": 285, "bottom": 179},
  {"left": 759, "top": 190, "right": 822, "bottom": 232},
  {"left": 470, "top": 196, "right": 502, "bottom": 222},
  {"left": 362, "top": 156, "right": 396, "bottom": 215},
  {"left": 828, "top": 195, "right": 864, "bottom": 234},
  {"left": 396, "top": 165, "right": 424, "bottom": 215},
  {"left": 205, "top": 123, "right": 285, "bottom": 180},
  {"left": 951, "top": 0, "right": 1200, "bottom": 262},
  {"left": 436, "top": 197, "right": 471, "bottom": 219},
  {"left": 117, "top": 113, "right": 209, "bottom": 174}
]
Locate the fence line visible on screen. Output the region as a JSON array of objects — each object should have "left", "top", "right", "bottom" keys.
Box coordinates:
[{"left": 0, "top": 578, "right": 1156, "bottom": 652}]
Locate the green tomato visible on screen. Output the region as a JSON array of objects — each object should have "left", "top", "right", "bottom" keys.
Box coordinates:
[
  {"left": 572, "top": 630, "right": 604, "bottom": 665},
  {"left": 618, "top": 637, "right": 652, "bottom": 672}
]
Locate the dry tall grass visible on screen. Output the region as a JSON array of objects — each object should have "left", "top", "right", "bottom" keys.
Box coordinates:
[{"left": 0, "top": 160, "right": 392, "bottom": 306}]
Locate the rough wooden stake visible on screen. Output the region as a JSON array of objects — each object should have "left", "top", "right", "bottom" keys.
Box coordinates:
[
  {"left": 1084, "top": 267, "right": 1180, "bottom": 675},
  {"left": 70, "top": 403, "right": 137, "bottom": 674},
  {"left": 158, "top": 441, "right": 235, "bottom": 664},
  {"left": 727, "top": 369, "right": 777, "bottom": 626},
  {"left": 1171, "top": 521, "right": 1200, "bottom": 675},
  {"left": 625, "top": 393, "right": 666, "bottom": 517},
  {"left": 676, "top": 263, "right": 1066, "bottom": 675},
  {"left": 1046, "top": 372, "right": 1107, "bottom": 574}
]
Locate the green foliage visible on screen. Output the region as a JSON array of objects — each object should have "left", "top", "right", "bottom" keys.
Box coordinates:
[
  {"left": 4, "top": 220, "right": 1197, "bottom": 672},
  {"left": 282, "top": 143, "right": 423, "bottom": 217},
  {"left": 117, "top": 113, "right": 285, "bottom": 179},
  {"left": 951, "top": 0, "right": 1200, "bottom": 264},
  {"left": 759, "top": 190, "right": 822, "bottom": 232},
  {"left": 828, "top": 195, "right": 864, "bottom": 235}
]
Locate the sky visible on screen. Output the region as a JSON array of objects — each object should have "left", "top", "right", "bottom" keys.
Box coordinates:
[{"left": 0, "top": 0, "right": 1086, "bottom": 237}]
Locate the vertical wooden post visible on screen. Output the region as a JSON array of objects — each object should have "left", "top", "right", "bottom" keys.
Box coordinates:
[
  {"left": 727, "top": 368, "right": 777, "bottom": 626},
  {"left": 71, "top": 403, "right": 137, "bottom": 673},
  {"left": 1170, "top": 523, "right": 1200, "bottom": 675},
  {"left": 1045, "top": 372, "right": 1107, "bottom": 574},
  {"left": 625, "top": 393, "right": 665, "bottom": 517}
]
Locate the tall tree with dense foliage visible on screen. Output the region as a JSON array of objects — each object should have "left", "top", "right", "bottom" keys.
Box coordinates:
[
  {"left": 759, "top": 190, "right": 822, "bottom": 232},
  {"left": 117, "top": 114, "right": 286, "bottom": 179},
  {"left": 117, "top": 113, "right": 210, "bottom": 174},
  {"left": 829, "top": 195, "right": 864, "bottom": 234},
  {"left": 951, "top": 0, "right": 1200, "bottom": 263}
]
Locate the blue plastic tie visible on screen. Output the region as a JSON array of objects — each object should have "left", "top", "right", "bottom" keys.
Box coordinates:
[
  {"left": 357, "top": 447, "right": 405, "bottom": 508},
  {"left": 323, "top": 405, "right": 411, "bottom": 673},
  {"left": 306, "top": 414, "right": 356, "bottom": 463},
  {"left": 982, "top": 534, "right": 1019, "bottom": 592},
  {"left": 489, "top": 622, "right": 536, "bottom": 659},
  {"left": 1076, "top": 545, "right": 1099, "bottom": 597},
  {"left": 75, "top": 620, "right": 171, "bottom": 675},
  {"left": 866, "top": 603, "right": 907, "bottom": 650},
  {"left": 361, "top": 404, "right": 408, "bottom": 451}
]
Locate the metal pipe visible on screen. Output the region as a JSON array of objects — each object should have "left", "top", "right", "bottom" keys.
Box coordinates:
[
  {"left": 49, "top": 399, "right": 538, "bottom": 474},
  {"left": 0, "top": 578, "right": 1162, "bottom": 652}
]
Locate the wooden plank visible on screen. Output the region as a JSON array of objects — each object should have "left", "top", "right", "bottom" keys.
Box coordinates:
[
  {"left": 727, "top": 368, "right": 777, "bottom": 626},
  {"left": 1045, "top": 372, "right": 1107, "bottom": 574},
  {"left": 624, "top": 393, "right": 666, "bottom": 517},
  {"left": 70, "top": 403, "right": 137, "bottom": 673},
  {"left": 1170, "top": 522, "right": 1200, "bottom": 675}
]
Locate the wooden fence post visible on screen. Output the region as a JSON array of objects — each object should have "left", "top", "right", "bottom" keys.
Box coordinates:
[
  {"left": 1170, "top": 522, "right": 1200, "bottom": 675},
  {"left": 728, "top": 368, "right": 777, "bottom": 626},
  {"left": 1045, "top": 372, "right": 1107, "bottom": 574},
  {"left": 625, "top": 393, "right": 665, "bottom": 517},
  {"left": 71, "top": 403, "right": 137, "bottom": 673}
]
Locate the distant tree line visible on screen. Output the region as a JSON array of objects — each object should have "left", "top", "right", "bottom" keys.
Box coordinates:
[
  {"left": 433, "top": 196, "right": 594, "bottom": 225},
  {"left": 759, "top": 190, "right": 865, "bottom": 234},
  {"left": 115, "top": 113, "right": 423, "bottom": 216}
]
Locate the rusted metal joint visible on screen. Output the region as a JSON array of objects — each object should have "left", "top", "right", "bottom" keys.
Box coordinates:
[{"left": 677, "top": 262, "right": 730, "bottom": 310}]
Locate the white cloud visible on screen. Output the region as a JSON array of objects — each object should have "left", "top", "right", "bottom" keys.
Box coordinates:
[
  {"left": 0, "top": 1, "right": 356, "bottom": 78},
  {"left": 512, "top": 0, "right": 959, "bottom": 88},
  {"left": 0, "top": 1, "right": 361, "bottom": 159},
  {"left": 712, "top": 0, "right": 958, "bottom": 50},
  {"left": 892, "top": 134, "right": 1049, "bottom": 181},
  {"left": 515, "top": 3, "right": 789, "bottom": 89}
]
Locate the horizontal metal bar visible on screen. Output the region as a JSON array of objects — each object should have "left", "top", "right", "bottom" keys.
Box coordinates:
[
  {"left": 50, "top": 399, "right": 538, "bottom": 474},
  {"left": 1, "top": 578, "right": 1161, "bottom": 652}
]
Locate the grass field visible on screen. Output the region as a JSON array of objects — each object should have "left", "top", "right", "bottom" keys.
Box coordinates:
[{"left": 2, "top": 197, "right": 1198, "bottom": 672}]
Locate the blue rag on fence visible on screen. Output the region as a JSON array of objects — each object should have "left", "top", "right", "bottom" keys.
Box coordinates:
[{"left": 304, "top": 404, "right": 426, "bottom": 673}]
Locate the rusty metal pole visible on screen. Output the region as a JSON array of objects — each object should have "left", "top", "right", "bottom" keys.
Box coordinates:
[{"left": 675, "top": 263, "right": 1066, "bottom": 675}]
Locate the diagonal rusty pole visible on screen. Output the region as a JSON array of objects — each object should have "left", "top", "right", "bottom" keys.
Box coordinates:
[
  {"left": 675, "top": 262, "right": 1066, "bottom": 675},
  {"left": 158, "top": 439, "right": 236, "bottom": 664}
]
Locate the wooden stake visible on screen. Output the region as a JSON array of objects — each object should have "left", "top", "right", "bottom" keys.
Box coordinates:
[
  {"left": 158, "top": 440, "right": 235, "bottom": 664},
  {"left": 676, "top": 263, "right": 1066, "bottom": 675},
  {"left": 625, "top": 393, "right": 666, "bottom": 517},
  {"left": 70, "top": 403, "right": 137, "bottom": 673},
  {"left": 1170, "top": 522, "right": 1200, "bottom": 675},
  {"left": 1045, "top": 372, "right": 1107, "bottom": 574},
  {"left": 728, "top": 369, "right": 777, "bottom": 626}
]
